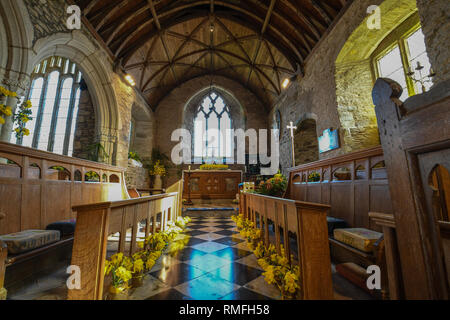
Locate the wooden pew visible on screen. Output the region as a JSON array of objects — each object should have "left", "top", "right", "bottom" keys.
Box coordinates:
[
  {"left": 369, "top": 212, "right": 402, "bottom": 300},
  {"left": 68, "top": 192, "right": 181, "bottom": 300},
  {"left": 286, "top": 146, "right": 393, "bottom": 231},
  {"left": 373, "top": 77, "right": 450, "bottom": 299},
  {"left": 0, "top": 141, "right": 129, "bottom": 235},
  {"left": 0, "top": 213, "right": 6, "bottom": 300},
  {"left": 0, "top": 142, "right": 129, "bottom": 299},
  {"left": 240, "top": 192, "right": 333, "bottom": 300}
]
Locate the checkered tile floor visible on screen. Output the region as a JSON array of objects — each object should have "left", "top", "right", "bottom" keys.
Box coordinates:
[{"left": 129, "top": 216, "right": 281, "bottom": 300}]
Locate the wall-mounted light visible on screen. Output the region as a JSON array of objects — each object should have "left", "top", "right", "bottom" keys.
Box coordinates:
[
  {"left": 125, "top": 74, "right": 136, "bottom": 87},
  {"left": 210, "top": 24, "right": 215, "bottom": 32},
  {"left": 282, "top": 78, "right": 290, "bottom": 89}
]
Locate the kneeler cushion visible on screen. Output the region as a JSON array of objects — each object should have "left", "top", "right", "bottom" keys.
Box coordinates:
[
  {"left": 334, "top": 228, "right": 383, "bottom": 253},
  {"left": 46, "top": 219, "right": 76, "bottom": 237},
  {"left": 336, "top": 262, "right": 370, "bottom": 293},
  {"left": 0, "top": 230, "right": 61, "bottom": 255}
]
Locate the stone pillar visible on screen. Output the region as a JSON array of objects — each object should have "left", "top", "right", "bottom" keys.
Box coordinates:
[
  {"left": 416, "top": 0, "right": 450, "bottom": 85},
  {"left": 97, "top": 126, "right": 118, "bottom": 165},
  {"left": 0, "top": 95, "right": 19, "bottom": 142}
]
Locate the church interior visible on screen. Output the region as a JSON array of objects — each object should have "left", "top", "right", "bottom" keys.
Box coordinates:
[{"left": 0, "top": 0, "right": 449, "bottom": 301}]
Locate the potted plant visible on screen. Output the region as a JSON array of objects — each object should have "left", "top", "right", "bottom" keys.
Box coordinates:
[
  {"left": 104, "top": 253, "right": 133, "bottom": 300},
  {"left": 308, "top": 172, "right": 321, "bottom": 182},
  {"left": 130, "top": 252, "right": 145, "bottom": 287},
  {"left": 258, "top": 171, "right": 288, "bottom": 197},
  {"left": 128, "top": 151, "right": 143, "bottom": 168},
  {"left": 149, "top": 160, "right": 166, "bottom": 189}
]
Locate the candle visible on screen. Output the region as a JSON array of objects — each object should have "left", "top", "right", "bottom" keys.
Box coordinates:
[{"left": 188, "top": 165, "right": 191, "bottom": 172}]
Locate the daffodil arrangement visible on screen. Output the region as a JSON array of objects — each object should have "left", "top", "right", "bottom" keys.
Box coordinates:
[
  {"left": 104, "top": 216, "right": 192, "bottom": 298},
  {"left": 13, "top": 99, "right": 33, "bottom": 138},
  {"left": 0, "top": 85, "right": 17, "bottom": 126},
  {"left": 104, "top": 253, "right": 133, "bottom": 294},
  {"left": 199, "top": 164, "right": 229, "bottom": 170},
  {"left": 149, "top": 160, "right": 166, "bottom": 176},
  {"left": 232, "top": 214, "right": 302, "bottom": 299}
]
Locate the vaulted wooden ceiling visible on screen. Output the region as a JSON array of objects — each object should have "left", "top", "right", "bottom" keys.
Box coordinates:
[{"left": 74, "top": 0, "right": 350, "bottom": 110}]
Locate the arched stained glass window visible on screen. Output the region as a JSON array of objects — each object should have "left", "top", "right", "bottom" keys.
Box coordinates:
[
  {"left": 193, "top": 92, "right": 233, "bottom": 163},
  {"left": 15, "top": 56, "right": 83, "bottom": 156}
]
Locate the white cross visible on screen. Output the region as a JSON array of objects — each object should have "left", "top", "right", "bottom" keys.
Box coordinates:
[
  {"left": 287, "top": 121, "right": 297, "bottom": 167},
  {"left": 287, "top": 121, "right": 297, "bottom": 138}
]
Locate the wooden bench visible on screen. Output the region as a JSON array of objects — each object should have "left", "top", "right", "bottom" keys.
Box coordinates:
[
  {"left": 240, "top": 192, "right": 333, "bottom": 300},
  {"left": 0, "top": 142, "right": 130, "bottom": 299},
  {"left": 68, "top": 182, "right": 183, "bottom": 300}
]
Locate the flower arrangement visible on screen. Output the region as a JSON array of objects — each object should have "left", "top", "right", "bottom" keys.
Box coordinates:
[
  {"left": 85, "top": 171, "right": 100, "bottom": 182},
  {"left": 308, "top": 172, "right": 320, "bottom": 182},
  {"left": 0, "top": 104, "right": 12, "bottom": 125},
  {"left": 149, "top": 160, "right": 166, "bottom": 176},
  {"left": 258, "top": 171, "right": 288, "bottom": 197},
  {"left": 199, "top": 164, "right": 229, "bottom": 170},
  {"left": 231, "top": 214, "right": 301, "bottom": 299},
  {"left": 13, "top": 99, "right": 33, "bottom": 138},
  {"left": 104, "top": 216, "right": 192, "bottom": 298},
  {"left": 104, "top": 253, "right": 133, "bottom": 295},
  {"left": 128, "top": 151, "right": 141, "bottom": 162}
]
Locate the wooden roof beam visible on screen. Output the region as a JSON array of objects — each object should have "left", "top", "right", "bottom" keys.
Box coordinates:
[
  {"left": 147, "top": 0, "right": 178, "bottom": 83},
  {"left": 246, "top": 0, "right": 276, "bottom": 88},
  {"left": 310, "top": 0, "right": 333, "bottom": 25}
]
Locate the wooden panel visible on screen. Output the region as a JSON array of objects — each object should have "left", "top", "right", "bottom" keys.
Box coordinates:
[
  {"left": 330, "top": 183, "right": 353, "bottom": 225},
  {"left": 69, "top": 191, "right": 183, "bottom": 300},
  {"left": 0, "top": 183, "right": 21, "bottom": 235},
  {"left": 21, "top": 184, "right": 41, "bottom": 230},
  {"left": 183, "top": 170, "right": 242, "bottom": 199},
  {"left": 240, "top": 192, "right": 332, "bottom": 299},
  {"left": 0, "top": 142, "right": 128, "bottom": 236},
  {"left": 373, "top": 77, "right": 450, "bottom": 299},
  {"left": 287, "top": 146, "right": 393, "bottom": 230}
]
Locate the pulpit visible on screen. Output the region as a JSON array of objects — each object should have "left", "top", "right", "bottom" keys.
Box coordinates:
[{"left": 183, "top": 170, "right": 242, "bottom": 200}]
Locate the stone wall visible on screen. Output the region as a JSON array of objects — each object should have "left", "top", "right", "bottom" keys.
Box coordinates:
[
  {"left": 294, "top": 119, "right": 319, "bottom": 166},
  {"left": 335, "top": 60, "right": 380, "bottom": 154},
  {"left": 272, "top": 0, "right": 433, "bottom": 173},
  {"left": 416, "top": 0, "right": 450, "bottom": 85},
  {"left": 125, "top": 164, "right": 150, "bottom": 190},
  {"left": 72, "top": 88, "right": 96, "bottom": 160}
]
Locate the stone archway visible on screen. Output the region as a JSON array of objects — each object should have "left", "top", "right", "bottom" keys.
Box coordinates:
[
  {"left": 294, "top": 118, "right": 319, "bottom": 166},
  {"left": 29, "top": 31, "right": 120, "bottom": 165}
]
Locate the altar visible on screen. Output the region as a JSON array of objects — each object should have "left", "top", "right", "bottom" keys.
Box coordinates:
[{"left": 182, "top": 170, "right": 243, "bottom": 200}]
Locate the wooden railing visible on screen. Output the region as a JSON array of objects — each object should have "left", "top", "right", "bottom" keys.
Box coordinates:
[
  {"left": 240, "top": 192, "right": 333, "bottom": 300},
  {"left": 0, "top": 142, "right": 129, "bottom": 235},
  {"left": 287, "top": 146, "right": 393, "bottom": 231},
  {"left": 68, "top": 191, "right": 182, "bottom": 300}
]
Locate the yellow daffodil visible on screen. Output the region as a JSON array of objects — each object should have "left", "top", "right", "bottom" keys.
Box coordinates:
[
  {"left": 132, "top": 259, "right": 144, "bottom": 274},
  {"left": 0, "top": 116, "right": 5, "bottom": 124}
]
